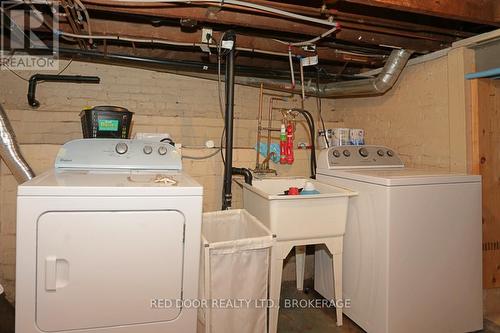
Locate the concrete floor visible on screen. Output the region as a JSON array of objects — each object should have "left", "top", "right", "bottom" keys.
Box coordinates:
[
  {"left": 279, "top": 280, "right": 500, "bottom": 333},
  {"left": 2, "top": 283, "right": 500, "bottom": 333},
  {"left": 0, "top": 293, "right": 14, "bottom": 333},
  {"left": 279, "top": 280, "right": 364, "bottom": 333}
]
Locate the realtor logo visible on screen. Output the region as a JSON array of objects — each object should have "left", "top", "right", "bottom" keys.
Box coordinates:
[{"left": 1, "top": 0, "right": 59, "bottom": 70}]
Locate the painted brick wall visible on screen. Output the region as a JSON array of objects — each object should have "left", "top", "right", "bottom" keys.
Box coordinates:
[
  {"left": 330, "top": 54, "right": 456, "bottom": 170},
  {"left": 0, "top": 60, "right": 338, "bottom": 301},
  {"left": 0, "top": 52, "right": 465, "bottom": 302}
]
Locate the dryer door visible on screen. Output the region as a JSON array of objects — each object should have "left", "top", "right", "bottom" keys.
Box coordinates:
[{"left": 36, "top": 210, "right": 185, "bottom": 332}]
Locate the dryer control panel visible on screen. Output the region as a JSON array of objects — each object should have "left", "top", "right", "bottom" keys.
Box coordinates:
[
  {"left": 317, "top": 145, "right": 404, "bottom": 169},
  {"left": 55, "top": 139, "right": 182, "bottom": 170}
]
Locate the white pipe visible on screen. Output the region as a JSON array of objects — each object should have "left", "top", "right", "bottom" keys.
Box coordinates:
[
  {"left": 299, "top": 58, "right": 305, "bottom": 101},
  {"left": 58, "top": 31, "right": 290, "bottom": 57},
  {"left": 86, "top": 0, "right": 338, "bottom": 27},
  {"left": 288, "top": 45, "right": 295, "bottom": 88}
]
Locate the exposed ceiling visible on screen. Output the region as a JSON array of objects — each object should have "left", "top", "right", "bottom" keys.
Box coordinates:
[{"left": 2, "top": 0, "right": 499, "bottom": 82}]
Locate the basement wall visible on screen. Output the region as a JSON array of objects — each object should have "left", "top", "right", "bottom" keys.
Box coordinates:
[
  {"left": 0, "top": 60, "right": 337, "bottom": 302},
  {"left": 0, "top": 46, "right": 472, "bottom": 302},
  {"left": 330, "top": 47, "right": 473, "bottom": 173}
]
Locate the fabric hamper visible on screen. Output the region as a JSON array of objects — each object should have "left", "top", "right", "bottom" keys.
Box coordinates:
[{"left": 198, "top": 209, "right": 274, "bottom": 333}]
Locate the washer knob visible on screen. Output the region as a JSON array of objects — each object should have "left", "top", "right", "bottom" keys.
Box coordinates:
[
  {"left": 333, "top": 150, "right": 341, "bottom": 158},
  {"left": 359, "top": 147, "right": 369, "bottom": 157},
  {"left": 377, "top": 149, "right": 385, "bottom": 157},
  {"left": 387, "top": 150, "right": 394, "bottom": 157},
  {"left": 115, "top": 142, "right": 128, "bottom": 155},
  {"left": 343, "top": 149, "right": 351, "bottom": 157},
  {"left": 158, "top": 146, "right": 168, "bottom": 155},
  {"left": 143, "top": 145, "right": 153, "bottom": 155}
]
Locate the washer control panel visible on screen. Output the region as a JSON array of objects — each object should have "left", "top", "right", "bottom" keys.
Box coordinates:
[
  {"left": 317, "top": 145, "right": 404, "bottom": 169},
  {"left": 55, "top": 139, "right": 182, "bottom": 170}
]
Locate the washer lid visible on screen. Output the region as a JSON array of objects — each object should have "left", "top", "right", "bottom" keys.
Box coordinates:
[
  {"left": 18, "top": 169, "right": 203, "bottom": 196},
  {"left": 317, "top": 168, "right": 481, "bottom": 186}
]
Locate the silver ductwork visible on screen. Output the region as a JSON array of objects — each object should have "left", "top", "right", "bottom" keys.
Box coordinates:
[
  {"left": 0, "top": 103, "right": 35, "bottom": 183},
  {"left": 231, "top": 49, "right": 413, "bottom": 98}
]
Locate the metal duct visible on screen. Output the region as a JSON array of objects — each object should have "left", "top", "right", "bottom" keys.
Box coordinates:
[
  {"left": 0, "top": 103, "right": 35, "bottom": 183},
  {"left": 58, "top": 47, "right": 411, "bottom": 99},
  {"left": 233, "top": 49, "right": 413, "bottom": 98}
]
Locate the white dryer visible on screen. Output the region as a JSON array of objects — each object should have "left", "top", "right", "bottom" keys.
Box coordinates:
[
  {"left": 16, "top": 139, "right": 203, "bottom": 333},
  {"left": 314, "top": 145, "right": 483, "bottom": 333}
]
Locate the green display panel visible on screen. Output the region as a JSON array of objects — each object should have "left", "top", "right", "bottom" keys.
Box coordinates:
[{"left": 98, "top": 119, "right": 119, "bottom": 131}]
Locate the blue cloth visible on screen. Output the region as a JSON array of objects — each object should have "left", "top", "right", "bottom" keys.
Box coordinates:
[
  {"left": 255, "top": 143, "right": 281, "bottom": 164},
  {"left": 300, "top": 190, "right": 320, "bottom": 195}
]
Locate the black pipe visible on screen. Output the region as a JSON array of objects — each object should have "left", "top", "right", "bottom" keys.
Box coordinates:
[
  {"left": 55, "top": 47, "right": 359, "bottom": 84},
  {"left": 28, "top": 74, "right": 100, "bottom": 108},
  {"left": 232, "top": 167, "right": 253, "bottom": 186},
  {"left": 292, "top": 108, "right": 316, "bottom": 178},
  {"left": 222, "top": 31, "right": 236, "bottom": 210}
]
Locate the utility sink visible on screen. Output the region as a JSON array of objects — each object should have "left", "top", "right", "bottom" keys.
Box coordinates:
[{"left": 240, "top": 177, "right": 357, "bottom": 241}]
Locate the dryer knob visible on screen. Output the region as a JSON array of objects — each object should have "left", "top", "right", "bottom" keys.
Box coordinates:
[
  {"left": 343, "top": 149, "right": 351, "bottom": 157},
  {"left": 333, "top": 150, "right": 341, "bottom": 158},
  {"left": 387, "top": 150, "right": 394, "bottom": 157},
  {"left": 158, "top": 146, "right": 168, "bottom": 155},
  {"left": 143, "top": 145, "right": 153, "bottom": 155},
  {"left": 377, "top": 149, "right": 385, "bottom": 157},
  {"left": 115, "top": 142, "right": 128, "bottom": 155}
]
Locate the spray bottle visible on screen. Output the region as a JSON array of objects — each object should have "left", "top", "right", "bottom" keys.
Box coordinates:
[
  {"left": 286, "top": 122, "right": 294, "bottom": 164},
  {"left": 280, "top": 123, "right": 287, "bottom": 164}
]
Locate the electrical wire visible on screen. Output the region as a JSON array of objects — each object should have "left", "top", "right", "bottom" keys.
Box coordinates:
[
  {"left": 316, "top": 67, "right": 328, "bottom": 148},
  {"left": 5, "top": 67, "right": 30, "bottom": 82},
  {"left": 182, "top": 148, "right": 222, "bottom": 159},
  {"left": 274, "top": 25, "right": 340, "bottom": 47},
  {"left": 88, "top": 0, "right": 338, "bottom": 28},
  {"left": 4, "top": 58, "right": 74, "bottom": 82},
  {"left": 57, "top": 58, "right": 74, "bottom": 75},
  {"left": 72, "top": 0, "right": 93, "bottom": 43},
  {"left": 216, "top": 32, "right": 228, "bottom": 165}
]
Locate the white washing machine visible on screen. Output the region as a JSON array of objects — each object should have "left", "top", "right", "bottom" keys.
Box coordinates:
[
  {"left": 314, "top": 145, "right": 483, "bottom": 333},
  {"left": 16, "top": 139, "right": 203, "bottom": 333}
]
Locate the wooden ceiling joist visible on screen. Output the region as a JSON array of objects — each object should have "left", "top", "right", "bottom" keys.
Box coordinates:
[
  {"left": 334, "top": 0, "right": 500, "bottom": 26},
  {"left": 55, "top": 19, "right": 386, "bottom": 66},
  {"left": 84, "top": 4, "right": 450, "bottom": 53}
]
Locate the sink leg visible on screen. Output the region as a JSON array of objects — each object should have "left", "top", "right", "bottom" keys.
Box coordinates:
[
  {"left": 269, "top": 252, "right": 284, "bottom": 333},
  {"left": 295, "top": 245, "right": 306, "bottom": 291},
  {"left": 332, "top": 252, "right": 343, "bottom": 326}
]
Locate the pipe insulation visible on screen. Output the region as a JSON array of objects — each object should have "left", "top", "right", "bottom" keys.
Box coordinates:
[{"left": 0, "top": 103, "right": 35, "bottom": 183}]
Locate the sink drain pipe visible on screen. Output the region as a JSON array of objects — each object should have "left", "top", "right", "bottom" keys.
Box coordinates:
[
  {"left": 221, "top": 31, "right": 253, "bottom": 210},
  {"left": 222, "top": 31, "right": 237, "bottom": 210}
]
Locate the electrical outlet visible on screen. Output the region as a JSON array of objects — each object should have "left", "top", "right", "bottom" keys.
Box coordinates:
[{"left": 201, "top": 28, "right": 213, "bottom": 43}]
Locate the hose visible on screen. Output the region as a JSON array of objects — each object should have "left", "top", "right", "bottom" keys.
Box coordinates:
[{"left": 291, "top": 108, "right": 316, "bottom": 178}]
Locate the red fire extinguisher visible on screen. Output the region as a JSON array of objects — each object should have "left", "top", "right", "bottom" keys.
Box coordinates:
[{"left": 286, "top": 122, "right": 294, "bottom": 164}]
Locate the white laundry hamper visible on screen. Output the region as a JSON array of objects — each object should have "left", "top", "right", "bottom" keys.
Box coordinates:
[{"left": 199, "top": 209, "right": 274, "bottom": 333}]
